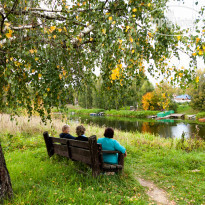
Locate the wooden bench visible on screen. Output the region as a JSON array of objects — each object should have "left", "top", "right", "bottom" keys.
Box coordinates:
[{"left": 43, "top": 132, "right": 124, "bottom": 177}]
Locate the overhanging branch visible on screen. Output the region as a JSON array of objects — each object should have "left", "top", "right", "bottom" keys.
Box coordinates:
[{"left": 11, "top": 10, "right": 87, "bottom": 27}]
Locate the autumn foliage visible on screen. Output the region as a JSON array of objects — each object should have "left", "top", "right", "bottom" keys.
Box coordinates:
[{"left": 142, "top": 91, "right": 170, "bottom": 111}]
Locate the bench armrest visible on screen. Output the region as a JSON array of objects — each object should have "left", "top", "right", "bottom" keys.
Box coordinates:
[{"left": 101, "top": 150, "right": 122, "bottom": 154}]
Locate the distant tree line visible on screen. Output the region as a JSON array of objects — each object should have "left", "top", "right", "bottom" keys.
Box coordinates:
[{"left": 77, "top": 75, "right": 154, "bottom": 110}]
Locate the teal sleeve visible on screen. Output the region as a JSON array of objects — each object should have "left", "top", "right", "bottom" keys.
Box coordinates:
[{"left": 114, "top": 140, "right": 126, "bottom": 154}]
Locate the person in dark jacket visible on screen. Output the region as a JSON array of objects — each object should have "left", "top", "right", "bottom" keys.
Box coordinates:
[
  {"left": 75, "top": 125, "right": 88, "bottom": 141},
  {"left": 59, "top": 125, "right": 75, "bottom": 139}
]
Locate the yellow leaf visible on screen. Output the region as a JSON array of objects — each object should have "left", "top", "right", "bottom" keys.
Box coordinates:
[
  {"left": 129, "top": 37, "right": 133, "bottom": 43},
  {"left": 199, "top": 50, "right": 203, "bottom": 55},
  {"left": 29, "top": 49, "right": 34, "bottom": 54},
  {"left": 5, "top": 30, "right": 13, "bottom": 38},
  {"left": 63, "top": 70, "right": 66, "bottom": 76},
  {"left": 109, "top": 16, "right": 112, "bottom": 21},
  {"left": 4, "top": 22, "right": 11, "bottom": 27},
  {"left": 196, "top": 37, "right": 200, "bottom": 43},
  {"left": 59, "top": 74, "right": 62, "bottom": 80},
  {"left": 50, "top": 26, "right": 56, "bottom": 32},
  {"left": 102, "top": 29, "right": 106, "bottom": 34},
  {"left": 148, "top": 32, "right": 153, "bottom": 38},
  {"left": 195, "top": 76, "right": 199, "bottom": 83},
  {"left": 118, "top": 39, "right": 122, "bottom": 44}
]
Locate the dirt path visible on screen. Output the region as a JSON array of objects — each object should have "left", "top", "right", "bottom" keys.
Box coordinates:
[{"left": 137, "top": 178, "right": 176, "bottom": 205}]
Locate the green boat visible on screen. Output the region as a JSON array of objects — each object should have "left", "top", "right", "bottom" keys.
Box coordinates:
[{"left": 157, "top": 110, "right": 174, "bottom": 118}]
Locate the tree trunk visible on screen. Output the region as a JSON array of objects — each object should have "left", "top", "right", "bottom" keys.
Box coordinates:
[{"left": 0, "top": 143, "right": 13, "bottom": 200}]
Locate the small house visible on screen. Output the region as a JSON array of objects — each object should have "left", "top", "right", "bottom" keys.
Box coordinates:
[{"left": 173, "top": 94, "right": 191, "bottom": 103}]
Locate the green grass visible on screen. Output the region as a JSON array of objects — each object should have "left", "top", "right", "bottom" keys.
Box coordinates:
[
  {"left": 4, "top": 148, "right": 147, "bottom": 205},
  {"left": 104, "top": 110, "right": 158, "bottom": 118},
  {"left": 196, "top": 112, "right": 205, "bottom": 119},
  {"left": 66, "top": 108, "right": 158, "bottom": 118},
  {"left": 1, "top": 115, "right": 205, "bottom": 204},
  {"left": 69, "top": 108, "right": 105, "bottom": 115},
  {"left": 177, "top": 104, "right": 197, "bottom": 114}
]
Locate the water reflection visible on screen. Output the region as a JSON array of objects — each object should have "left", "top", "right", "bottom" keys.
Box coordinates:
[{"left": 69, "top": 115, "right": 205, "bottom": 139}]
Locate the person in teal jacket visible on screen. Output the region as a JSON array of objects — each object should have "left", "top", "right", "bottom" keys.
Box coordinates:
[{"left": 97, "top": 127, "right": 127, "bottom": 164}]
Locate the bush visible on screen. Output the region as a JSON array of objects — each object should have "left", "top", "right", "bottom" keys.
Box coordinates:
[{"left": 196, "top": 112, "right": 205, "bottom": 119}]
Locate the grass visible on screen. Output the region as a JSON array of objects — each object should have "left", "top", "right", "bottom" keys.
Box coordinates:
[
  {"left": 196, "top": 112, "right": 205, "bottom": 119},
  {"left": 177, "top": 104, "right": 198, "bottom": 115},
  {"left": 65, "top": 108, "right": 158, "bottom": 118},
  {"left": 1, "top": 114, "right": 205, "bottom": 204}
]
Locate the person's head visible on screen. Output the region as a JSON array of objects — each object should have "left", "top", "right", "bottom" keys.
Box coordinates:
[
  {"left": 104, "top": 127, "right": 114, "bottom": 138},
  {"left": 62, "top": 124, "right": 70, "bottom": 134},
  {"left": 76, "top": 125, "right": 86, "bottom": 136}
]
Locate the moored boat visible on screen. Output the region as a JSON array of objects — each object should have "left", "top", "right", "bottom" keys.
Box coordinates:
[{"left": 198, "top": 118, "right": 205, "bottom": 122}]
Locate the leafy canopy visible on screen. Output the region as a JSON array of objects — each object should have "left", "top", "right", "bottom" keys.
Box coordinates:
[{"left": 0, "top": 0, "right": 204, "bottom": 120}]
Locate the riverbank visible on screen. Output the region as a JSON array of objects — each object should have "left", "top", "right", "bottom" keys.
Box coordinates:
[
  {"left": 66, "top": 107, "right": 205, "bottom": 120},
  {"left": 1, "top": 114, "right": 205, "bottom": 204},
  {"left": 68, "top": 108, "right": 159, "bottom": 118}
]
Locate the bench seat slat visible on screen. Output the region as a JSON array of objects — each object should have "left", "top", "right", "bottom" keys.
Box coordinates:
[{"left": 103, "top": 163, "right": 123, "bottom": 169}]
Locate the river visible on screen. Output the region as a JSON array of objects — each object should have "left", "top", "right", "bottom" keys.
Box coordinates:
[{"left": 68, "top": 115, "right": 205, "bottom": 139}]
